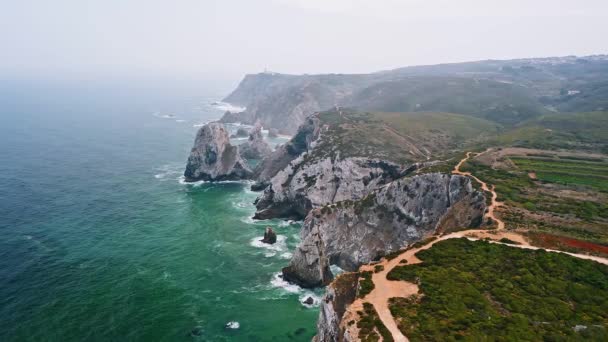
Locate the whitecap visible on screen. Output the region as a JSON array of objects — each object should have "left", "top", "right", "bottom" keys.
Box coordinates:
[
  {"left": 211, "top": 101, "right": 246, "bottom": 113},
  {"left": 280, "top": 252, "right": 292, "bottom": 259},
  {"left": 299, "top": 293, "right": 322, "bottom": 308},
  {"left": 225, "top": 321, "right": 240, "bottom": 329},
  {"left": 175, "top": 119, "right": 186, "bottom": 123},
  {"left": 249, "top": 235, "right": 287, "bottom": 254},
  {"left": 269, "top": 272, "right": 303, "bottom": 294}
]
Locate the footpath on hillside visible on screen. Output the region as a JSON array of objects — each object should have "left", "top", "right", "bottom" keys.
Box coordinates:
[{"left": 344, "top": 150, "right": 608, "bottom": 342}]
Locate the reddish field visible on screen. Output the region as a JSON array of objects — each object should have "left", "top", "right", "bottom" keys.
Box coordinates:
[{"left": 529, "top": 232, "right": 608, "bottom": 255}]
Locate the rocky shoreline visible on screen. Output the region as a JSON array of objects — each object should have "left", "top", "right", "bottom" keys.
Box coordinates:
[{"left": 183, "top": 110, "right": 487, "bottom": 341}]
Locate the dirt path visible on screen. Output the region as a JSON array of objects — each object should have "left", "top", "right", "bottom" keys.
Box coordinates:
[{"left": 345, "top": 150, "right": 608, "bottom": 342}]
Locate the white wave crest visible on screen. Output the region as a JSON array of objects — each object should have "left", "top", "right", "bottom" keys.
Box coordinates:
[
  {"left": 211, "top": 101, "right": 245, "bottom": 113},
  {"left": 249, "top": 235, "right": 287, "bottom": 254},
  {"left": 270, "top": 272, "right": 303, "bottom": 294}
]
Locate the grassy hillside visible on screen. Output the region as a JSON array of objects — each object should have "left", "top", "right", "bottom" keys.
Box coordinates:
[
  {"left": 388, "top": 238, "right": 608, "bottom": 341},
  {"left": 495, "top": 112, "right": 608, "bottom": 152},
  {"left": 347, "top": 77, "right": 547, "bottom": 125},
  {"left": 307, "top": 110, "right": 499, "bottom": 164}
]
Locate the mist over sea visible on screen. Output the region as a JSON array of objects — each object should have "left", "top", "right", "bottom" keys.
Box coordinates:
[{"left": 0, "top": 78, "right": 319, "bottom": 341}]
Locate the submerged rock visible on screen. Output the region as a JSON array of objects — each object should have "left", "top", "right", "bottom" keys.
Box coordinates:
[
  {"left": 283, "top": 173, "right": 486, "bottom": 288},
  {"left": 261, "top": 227, "right": 277, "bottom": 244},
  {"left": 184, "top": 122, "right": 253, "bottom": 182}
]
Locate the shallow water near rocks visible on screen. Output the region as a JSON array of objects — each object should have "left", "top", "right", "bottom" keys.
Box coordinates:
[{"left": 0, "top": 79, "right": 320, "bottom": 341}]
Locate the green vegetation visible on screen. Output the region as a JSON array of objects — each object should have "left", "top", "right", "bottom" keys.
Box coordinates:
[
  {"left": 349, "top": 76, "right": 547, "bottom": 125},
  {"left": 510, "top": 157, "right": 608, "bottom": 192},
  {"left": 499, "top": 237, "right": 520, "bottom": 245},
  {"left": 387, "top": 238, "right": 608, "bottom": 341},
  {"left": 358, "top": 271, "right": 374, "bottom": 298},
  {"left": 494, "top": 112, "right": 608, "bottom": 153},
  {"left": 309, "top": 110, "right": 498, "bottom": 164},
  {"left": 357, "top": 302, "right": 394, "bottom": 342},
  {"left": 374, "top": 265, "right": 384, "bottom": 273}
]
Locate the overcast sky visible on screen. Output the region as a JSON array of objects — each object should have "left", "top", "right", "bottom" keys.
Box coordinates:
[{"left": 2, "top": 0, "right": 607, "bottom": 80}]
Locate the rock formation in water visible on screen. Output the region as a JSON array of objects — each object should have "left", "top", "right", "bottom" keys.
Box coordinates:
[
  {"left": 238, "top": 122, "right": 272, "bottom": 160},
  {"left": 231, "top": 127, "right": 249, "bottom": 138},
  {"left": 184, "top": 122, "right": 253, "bottom": 182},
  {"left": 282, "top": 173, "right": 485, "bottom": 287},
  {"left": 261, "top": 227, "right": 277, "bottom": 244}
]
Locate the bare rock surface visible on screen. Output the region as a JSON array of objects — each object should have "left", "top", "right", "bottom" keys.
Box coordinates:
[
  {"left": 282, "top": 173, "right": 486, "bottom": 287},
  {"left": 238, "top": 122, "right": 272, "bottom": 160},
  {"left": 184, "top": 122, "right": 252, "bottom": 182}
]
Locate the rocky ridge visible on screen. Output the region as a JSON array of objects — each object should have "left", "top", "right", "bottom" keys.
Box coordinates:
[{"left": 282, "top": 173, "right": 486, "bottom": 288}]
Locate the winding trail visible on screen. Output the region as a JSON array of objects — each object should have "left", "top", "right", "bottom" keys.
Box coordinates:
[{"left": 344, "top": 150, "right": 608, "bottom": 342}]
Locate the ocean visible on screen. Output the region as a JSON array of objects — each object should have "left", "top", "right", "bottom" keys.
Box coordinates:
[{"left": 0, "top": 78, "right": 320, "bottom": 341}]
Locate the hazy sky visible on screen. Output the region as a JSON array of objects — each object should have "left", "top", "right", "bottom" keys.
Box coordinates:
[{"left": 2, "top": 0, "right": 607, "bottom": 80}]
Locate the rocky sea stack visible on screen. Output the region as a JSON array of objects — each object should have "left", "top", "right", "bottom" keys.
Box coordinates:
[
  {"left": 184, "top": 122, "right": 253, "bottom": 182},
  {"left": 239, "top": 122, "right": 272, "bottom": 160}
]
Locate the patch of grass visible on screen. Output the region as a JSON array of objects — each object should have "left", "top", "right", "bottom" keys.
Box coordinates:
[
  {"left": 387, "top": 238, "right": 608, "bottom": 341},
  {"left": 357, "top": 302, "right": 394, "bottom": 342},
  {"left": 358, "top": 271, "right": 375, "bottom": 298},
  {"left": 309, "top": 110, "right": 498, "bottom": 165},
  {"left": 374, "top": 265, "right": 384, "bottom": 273}
]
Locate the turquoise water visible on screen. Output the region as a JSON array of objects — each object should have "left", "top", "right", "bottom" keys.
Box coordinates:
[{"left": 0, "top": 79, "right": 320, "bottom": 341}]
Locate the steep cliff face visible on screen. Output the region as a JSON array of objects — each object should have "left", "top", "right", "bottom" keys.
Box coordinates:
[
  {"left": 184, "top": 122, "right": 253, "bottom": 182},
  {"left": 251, "top": 115, "right": 323, "bottom": 187},
  {"left": 254, "top": 156, "right": 404, "bottom": 220},
  {"left": 221, "top": 73, "right": 375, "bottom": 134},
  {"left": 282, "top": 173, "right": 486, "bottom": 287},
  {"left": 314, "top": 272, "right": 359, "bottom": 342},
  {"left": 238, "top": 122, "right": 272, "bottom": 160}
]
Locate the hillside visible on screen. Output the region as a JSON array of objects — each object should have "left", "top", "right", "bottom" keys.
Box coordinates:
[
  {"left": 307, "top": 110, "right": 499, "bottom": 164},
  {"left": 221, "top": 55, "right": 608, "bottom": 134}
]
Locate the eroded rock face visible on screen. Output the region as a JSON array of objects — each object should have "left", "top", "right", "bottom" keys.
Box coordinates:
[
  {"left": 314, "top": 272, "right": 359, "bottom": 342},
  {"left": 184, "top": 122, "right": 253, "bottom": 182},
  {"left": 254, "top": 157, "right": 404, "bottom": 221},
  {"left": 282, "top": 173, "right": 486, "bottom": 287},
  {"left": 239, "top": 122, "right": 272, "bottom": 160}
]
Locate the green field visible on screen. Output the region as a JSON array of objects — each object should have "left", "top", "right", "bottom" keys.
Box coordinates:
[
  {"left": 494, "top": 112, "right": 608, "bottom": 153},
  {"left": 387, "top": 238, "right": 608, "bottom": 341},
  {"left": 510, "top": 157, "right": 608, "bottom": 192}
]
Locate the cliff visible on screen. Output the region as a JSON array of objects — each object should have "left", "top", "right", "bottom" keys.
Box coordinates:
[
  {"left": 220, "top": 56, "right": 608, "bottom": 134},
  {"left": 282, "top": 173, "right": 485, "bottom": 287},
  {"left": 184, "top": 122, "right": 253, "bottom": 182}
]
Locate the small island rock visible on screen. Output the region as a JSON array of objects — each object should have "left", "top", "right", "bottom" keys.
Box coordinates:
[{"left": 261, "top": 227, "right": 277, "bottom": 244}]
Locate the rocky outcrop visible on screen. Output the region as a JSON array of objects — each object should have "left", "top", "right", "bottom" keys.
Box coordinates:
[
  {"left": 250, "top": 115, "right": 323, "bottom": 189},
  {"left": 230, "top": 127, "right": 249, "bottom": 138},
  {"left": 261, "top": 227, "right": 277, "bottom": 244},
  {"left": 282, "top": 173, "right": 486, "bottom": 287},
  {"left": 253, "top": 157, "right": 404, "bottom": 220},
  {"left": 314, "top": 272, "right": 359, "bottom": 342},
  {"left": 184, "top": 122, "right": 253, "bottom": 182},
  {"left": 238, "top": 122, "right": 272, "bottom": 160}
]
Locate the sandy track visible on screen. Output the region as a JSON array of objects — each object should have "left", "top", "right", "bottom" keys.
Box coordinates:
[{"left": 345, "top": 150, "right": 608, "bottom": 342}]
